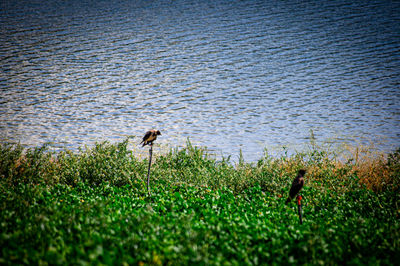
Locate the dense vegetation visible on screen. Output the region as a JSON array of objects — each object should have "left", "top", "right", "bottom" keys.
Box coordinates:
[{"left": 1, "top": 139, "right": 399, "bottom": 265}]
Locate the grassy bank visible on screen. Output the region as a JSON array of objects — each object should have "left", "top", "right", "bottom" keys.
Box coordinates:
[{"left": 1, "top": 139, "right": 399, "bottom": 265}]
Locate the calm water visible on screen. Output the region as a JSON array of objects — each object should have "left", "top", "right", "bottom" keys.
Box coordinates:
[{"left": 1, "top": 0, "right": 400, "bottom": 161}]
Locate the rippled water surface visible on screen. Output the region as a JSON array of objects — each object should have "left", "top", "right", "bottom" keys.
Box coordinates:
[{"left": 1, "top": 0, "right": 400, "bottom": 161}]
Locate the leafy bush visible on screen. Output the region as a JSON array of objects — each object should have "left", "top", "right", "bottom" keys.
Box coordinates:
[{"left": 0, "top": 140, "right": 399, "bottom": 265}]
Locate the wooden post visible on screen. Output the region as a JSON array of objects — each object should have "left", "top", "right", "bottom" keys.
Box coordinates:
[
  {"left": 296, "top": 195, "right": 303, "bottom": 224},
  {"left": 147, "top": 144, "right": 153, "bottom": 196}
]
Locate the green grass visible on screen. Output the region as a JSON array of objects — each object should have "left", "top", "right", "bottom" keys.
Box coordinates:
[{"left": 0, "top": 139, "right": 399, "bottom": 265}]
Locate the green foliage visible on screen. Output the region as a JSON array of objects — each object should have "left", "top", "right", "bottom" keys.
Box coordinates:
[
  {"left": 55, "top": 139, "right": 146, "bottom": 187},
  {"left": 0, "top": 140, "right": 399, "bottom": 265},
  {"left": 387, "top": 148, "right": 400, "bottom": 190}
]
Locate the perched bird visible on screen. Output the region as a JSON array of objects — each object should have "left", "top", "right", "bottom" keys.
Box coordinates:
[
  {"left": 140, "top": 129, "right": 161, "bottom": 147},
  {"left": 285, "top": 169, "right": 306, "bottom": 204}
]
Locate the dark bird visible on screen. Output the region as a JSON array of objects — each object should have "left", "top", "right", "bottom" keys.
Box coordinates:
[
  {"left": 140, "top": 129, "right": 161, "bottom": 147},
  {"left": 285, "top": 169, "right": 306, "bottom": 204}
]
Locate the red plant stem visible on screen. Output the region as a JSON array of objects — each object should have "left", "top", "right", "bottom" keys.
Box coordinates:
[{"left": 297, "top": 195, "right": 303, "bottom": 224}]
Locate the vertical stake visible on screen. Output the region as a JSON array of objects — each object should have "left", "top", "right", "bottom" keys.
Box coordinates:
[
  {"left": 147, "top": 144, "right": 153, "bottom": 196},
  {"left": 296, "top": 195, "right": 303, "bottom": 224}
]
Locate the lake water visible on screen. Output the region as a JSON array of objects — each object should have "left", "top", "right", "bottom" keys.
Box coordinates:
[{"left": 1, "top": 0, "right": 400, "bottom": 161}]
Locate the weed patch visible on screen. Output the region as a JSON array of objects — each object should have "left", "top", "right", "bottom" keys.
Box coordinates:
[{"left": 0, "top": 140, "right": 399, "bottom": 264}]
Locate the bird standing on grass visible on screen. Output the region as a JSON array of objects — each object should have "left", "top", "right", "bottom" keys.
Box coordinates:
[
  {"left": 285, "top": 169, "right": 306, "bottom": 204},
  {"left": 140, "top": 129, "right": 161, "bottom": 147}
]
